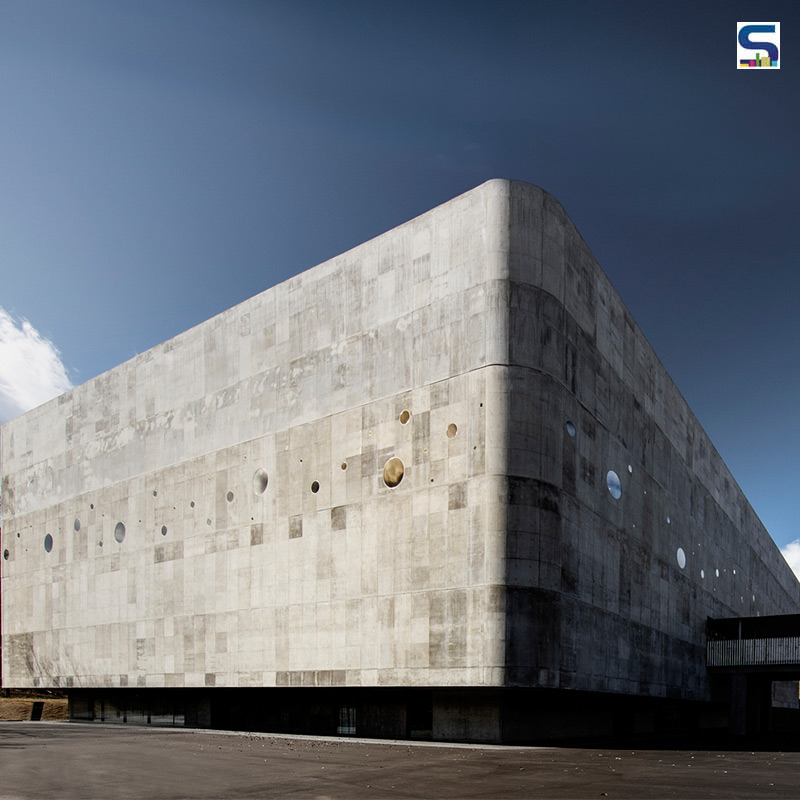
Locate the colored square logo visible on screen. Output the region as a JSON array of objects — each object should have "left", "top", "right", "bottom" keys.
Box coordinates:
[{"left": 738, "top": 22, "right": 780, "bottom": 68}]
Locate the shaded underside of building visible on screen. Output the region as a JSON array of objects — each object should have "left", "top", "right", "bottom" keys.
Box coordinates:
[{"left": 2, "top": 180, "right": 799, "bottom": 742}]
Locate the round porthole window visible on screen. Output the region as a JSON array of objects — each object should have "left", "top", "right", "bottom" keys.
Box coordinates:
[
  {"left": 399, "top": 410, "right": 410, "bottom": 424},
  {"left": 311, "top": 481, "right": 320, "bottom": 494},
  {"left": 161, "top": 526, "right": 168, "bottom": 536},
  {"left": 383, "top": 457, "right": 404, "bottom": 488},
  {"left": 114, "top": 522, "right": 126, "bottom": 544},
  {"left": 253, "top": 468, "right": 269, "bottom": 494},
  {"left": 565, "top": 420, "right": 576, "bottom": 437},
  {"left": 44, "top": 534, "right": 53, "bottom": 553},
  {"left": 677, "top": 547, "right": 686, "bottom": 569},
  {"left": 74, "top": 519, "right": 81, "bottom": 532},
  {"left": 446, "top": 423, "right": 458, "bottom": 439},
  {"left": 606, "top": 470, "right": 622, "bottom": 499}
]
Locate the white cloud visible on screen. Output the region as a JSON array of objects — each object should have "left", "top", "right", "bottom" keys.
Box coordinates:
[
  {"left": 781, "top": 539, "right": 800, "bottom": 582},
  {"left": 0, "top": 307, "right": 73, "bottom": 424}
]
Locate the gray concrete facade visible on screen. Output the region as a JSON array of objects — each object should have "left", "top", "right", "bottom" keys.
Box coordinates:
[{"left": 2, "top": 180, "right": 798, "bottom": 740}]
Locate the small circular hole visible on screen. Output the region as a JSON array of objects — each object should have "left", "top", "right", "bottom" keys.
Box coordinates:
[
  {"left": 190, "top": 501, "right": 195, "bottom": 508},
  {"left": 446, "top": 423, "right": 458, "bottom": 439},
  {"left": 207, "top": 519, "right": 212, "bottom": 526},
  {"left": 399, "top": 410, "right": 410, "bottom": 424},
  {"left": 565, "top": 420, "right": 576, "bottom": 437},
  {"left": 677, "top": 547, "right": 686, "bottom": 569},
  {"left": 341, "top": 462, "right": 347, "bottom": 470},
  {"left": 627, "top": 464, "right": 633, "bottom": 474},
  {"left": 44, "top": 534, "right": 53, "bottom": 553},
  {"left": 90, "top": 504, "right": 94, "bottom": 510},
  {"left": 161, "top": 526, "right": 168, "bottom": 536},
  {"left": 226, "top": 491, "right": 234, "bottom": 502},
  {"left": 114, "top": 522, "right": 126, "bottom": 544},
  {"left": 153, "top": 490, "right": 158, "bottom": 497},
  {"left": 311, "top": 481, "right": 320, "bottom": 494},
  {"left": 74, "top": 519, "right": 81, "bottom": 532},
  {"left": 3, "top": 549, "right": 8, "bottom": 560}
]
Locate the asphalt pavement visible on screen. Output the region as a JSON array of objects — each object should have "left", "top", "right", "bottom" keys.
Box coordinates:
[{"left": 1, "top": 721, "right": 799, "bottom": 799}]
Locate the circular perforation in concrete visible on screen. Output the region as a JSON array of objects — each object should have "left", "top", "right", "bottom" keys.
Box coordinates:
[
  {"left": 44, "top": 534, "right": 53, "bottom": 553},
  {"left": 677, "top": 547, "right": 686, "bottom": 569},
  {"left": 565, "top": 420, "right": 576, "bottom": 437},
  {"left": 606, "top": 470, "right": 622, "bottom": 499},
  {"left": 399, "top": 410, "right": 410, "bottom": 424},
  {"left": 253, "top": 468, "right": 269, "bottom": 494},
  {"left": 74, "top": 519, "right": 80, "bottom": 532},
  {"left": 161, "top": 526, "right": 168, "bottom": 536},
  {"left": 446, "top": 423, "right": 458, "bottom": 439},
  {"left": 3, "top": 549, "right": 8, "bottom": 560},
  {"left": 226, "top": 491, "right": 234, "bottom": 503},
  {"left": 311, "top": 481, "right": 320, "bottom": 494},
  {"left": 383, "top": 457, "right": 404, "bottom": 488},
  {"left": 114, "top": 522, "right": 126, "bottom": 544}
]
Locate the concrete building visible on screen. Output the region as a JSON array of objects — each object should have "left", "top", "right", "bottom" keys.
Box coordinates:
[{"left": 2, "top": 180, "right": 798, "bottom": 741}]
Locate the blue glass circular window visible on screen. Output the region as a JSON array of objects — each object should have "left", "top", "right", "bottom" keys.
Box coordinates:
[{"left": 606, "top": 470, "right": 622, "bottom": 499}]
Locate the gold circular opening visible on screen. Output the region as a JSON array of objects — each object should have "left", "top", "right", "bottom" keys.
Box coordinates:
[{"left": 383, "top": 457, "right": 404, "bottom": 488}]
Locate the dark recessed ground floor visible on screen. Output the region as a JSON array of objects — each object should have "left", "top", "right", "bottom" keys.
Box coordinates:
[{"left": 66, "top": 680, "right": 800, "bottom": 744}]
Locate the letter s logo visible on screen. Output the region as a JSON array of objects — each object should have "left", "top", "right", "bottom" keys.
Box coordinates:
[{"left": 738, "top": 24, "right": 779, "bottom": 62}]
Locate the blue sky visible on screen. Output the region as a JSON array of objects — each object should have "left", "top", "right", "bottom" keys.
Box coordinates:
[{"left": 1, "top": 1, "right": 799, "bottom": 563}]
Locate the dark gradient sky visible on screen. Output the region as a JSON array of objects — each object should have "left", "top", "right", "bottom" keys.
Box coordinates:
[{"left": 2, "top": 1, "right": 799, "bottom": 551}]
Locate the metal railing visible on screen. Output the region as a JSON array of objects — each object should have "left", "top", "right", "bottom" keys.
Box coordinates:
[{"left": 707, "top": 636, "right": 800, "bottom": 667}]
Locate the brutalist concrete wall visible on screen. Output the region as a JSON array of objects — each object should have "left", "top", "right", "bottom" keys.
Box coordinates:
[
  {"left": 499, "top": 180, "right": 800, "bottom": 702},
  {"left": 2, "top": 179, "right": 798, "bottom": 718},
  {"left": 0, "top": 181, "right": 513, "bottom": 690}
]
